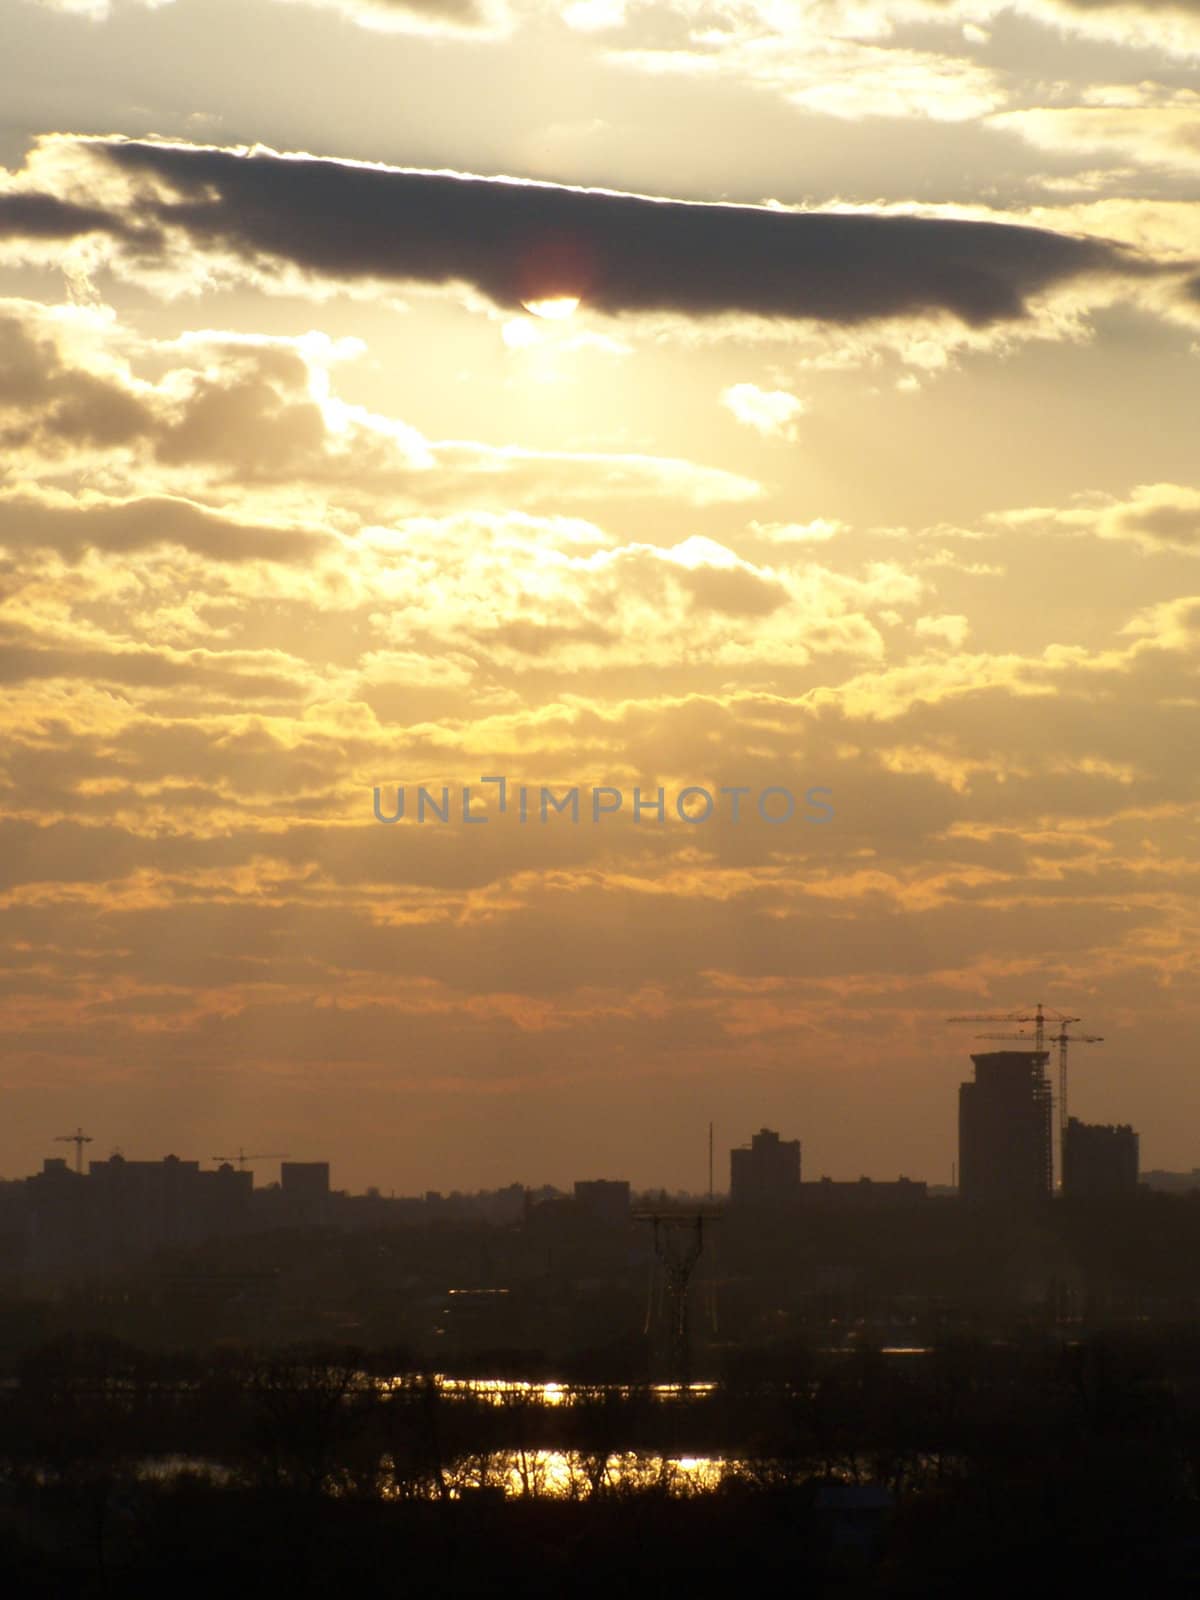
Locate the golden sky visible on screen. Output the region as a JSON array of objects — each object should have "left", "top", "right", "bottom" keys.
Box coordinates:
[{"left": 3, "top": 0, "right": 1200, "bottom": 1191}]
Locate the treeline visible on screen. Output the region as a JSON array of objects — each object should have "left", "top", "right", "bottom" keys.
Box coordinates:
[{"left": 4, "top": 1330, "right": 1200, "bottom": 1593}]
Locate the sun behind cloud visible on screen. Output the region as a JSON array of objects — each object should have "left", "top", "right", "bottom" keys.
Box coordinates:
[{"left": 521, "top": 295, "right": 581, "bottom": 320}]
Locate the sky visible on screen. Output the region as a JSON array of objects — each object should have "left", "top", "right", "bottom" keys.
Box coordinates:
[{"left": 2, "top": 0, "right": 1200, "bottom": 1194}]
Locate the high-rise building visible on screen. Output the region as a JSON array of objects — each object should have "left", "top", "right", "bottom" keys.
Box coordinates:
[
  {"left": 958, "top": 1051, "right": 1052, "bottom": 1208},
  {"left": 1063, "top": 1117, "right": 1139, "bottom": 1197},
  {"left": 730, "top": 1127, "right": 801, "bottom": 1207}
]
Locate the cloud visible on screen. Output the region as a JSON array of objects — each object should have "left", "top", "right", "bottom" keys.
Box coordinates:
[
  {"left": 991, "top": 101, "right": 1200, "bottom": 175},
  {"left": 0, "top": 490, "right": 330, "bottom": 563},
  {"left": 271, "top": 0, "right": 512, "bottom": 34},
  {"left": 914, "top": 613, "right": 971, "bottom": 648},
  {"left": 562, "top": 0, "right": 627, "bottom": 27},
  {"left": 356, "top": 527, "right": 905, "bottom": 672},
  {"left": 720, "top": 381, "right": 805, "bottom": 438},
  {"left": 0, "top": 192, "right": 135, "bottom": 243},
  {"left": 0, "top": 312, "right": 155, "bottom": 454},
  {"left": 1024, "top": 0, "right": 1200, "bottom": 55},
  {"left": 586, "top": 1, "right": 1200, "bottom": 69},
  {"left": 991, "top": 482, "right": 1200, "bottom": 552},
  {"left": 0, "top": 308, "right": 813, "bottom": 718},
  {"left": 0, "top": 634, "right": 311, "bottom": 700},
  {"left": 20, "top": 0, "right": 171, "bottom": 17},
  {"left": 0, "top": 304, "right": 761, "bottom": 510},
  {"left": 609, "top": 29, "right": 1007, "bottom": 124},
  {"left": 1042, "top": 0, "right": 1200, "bottom": 15},
  {"left": 403, "top": 442, "right": 762, "bottom": 507},
  {"left": 20, "top": 137, "right": 1160, "bottom": 334},
  {"left": 749, "top": 518, "right": 845, "bottom": 543},
  {"left": 1107, "top": 487, "right": 1200, "bottom": 548},
  {"left": 676, "top": 561, "right": 790, "bottom": 617},
  {"left": 22, "top": 0, "right": 510, "bottom": 29}
]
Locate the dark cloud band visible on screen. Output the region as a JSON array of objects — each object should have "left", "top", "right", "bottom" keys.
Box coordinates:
[
  {"left": 0, "top": 192, "right": 133, "bottom": 243},
  {"left": 83, "top": 139, "right": 1152, "bottom": 328}
]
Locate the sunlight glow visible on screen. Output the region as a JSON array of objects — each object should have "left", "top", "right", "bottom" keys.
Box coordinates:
[{"left": 521, "top": 296, "right": 580, "bottom": 320}]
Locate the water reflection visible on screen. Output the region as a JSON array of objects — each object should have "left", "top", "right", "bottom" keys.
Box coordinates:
[
  {"left": 135, "top": 1447, "right": 733, "bottom": 1499},
  {"left": 131, "top": 1366, "right": 939, "bottom": 1501},
  {"left": 425, "top": 1376, "right": 717, "bottom": 1405},
  {"left": 409, "top": 1450, "right": 729, "bottom": 1499}
]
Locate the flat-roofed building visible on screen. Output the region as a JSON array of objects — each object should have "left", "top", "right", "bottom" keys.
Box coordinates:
[
  {"left": 730, "top": 1127, "right": 801, "bottom": 1208},
  {"left": 1063, "top": 1117, "right": 1138, "bottom": 1197}
]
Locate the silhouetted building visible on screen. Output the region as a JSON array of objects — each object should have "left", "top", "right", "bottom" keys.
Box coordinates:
[
  {"left": 801, "top": 1177, "right": 927, "bottom": 1210},
  {"left": 574, "top": 1179, "right": 631, "bottom": 1225},
  {"left": 24, "top": 1153, "right": 255, "bottom": 1276},
  {"left": 521, "top": 1191, "right": 579, "bottom": 1242},
  {"left": 281, "top": 1161, "right": 329, "bottom": 1198},
  {"left": 25, "top": 1158, "right": 86, "bottom": 1275},
  {"left": 959, "top": 1051, "right": 1052, "bottom": 1208},
  {"left": 89, "top": 1153, "right": 203, "bottom": 1263},
  {"left": 1063, "top": 1117, "right": 1138, "bottom": 1197},
  {"left": 730, "top": 1128, "right": 801, "bottom": 1207},
  {"left": 200, "top": 1161, "right": 254, "bottom": 1232},
  {"left": 280, "top": 1161, "right": 330, "bottom": 1224},
  {"left": 1141, "top": 1168, "right": 1200, "bottom": 1195}
]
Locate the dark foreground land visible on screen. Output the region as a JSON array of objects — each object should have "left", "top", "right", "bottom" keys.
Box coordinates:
[{"left": 4, "top": 1329, "right": 1200, "bottom": 1594}]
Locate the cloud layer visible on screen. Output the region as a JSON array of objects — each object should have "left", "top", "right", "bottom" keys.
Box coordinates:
[{"left": 8, "top": 137, "right": 1169, "bottom": 333}]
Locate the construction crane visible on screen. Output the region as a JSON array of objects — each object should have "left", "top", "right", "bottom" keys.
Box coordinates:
[
  {"left": 975, "top": 1025, "right": 1103, "bottom": 1189},
  {"left": 949, "top": 1003, "right": 1080, "bottom": 1166},
  {"left": 212, "top": 1149, "right": 290, "bottom": 1171},
  {"left": 948, "top": 1002, "right": 1079, "bottom": 1054},
  {"left": 55, "top": 1127, "right": 93, "bottom": 1174}
]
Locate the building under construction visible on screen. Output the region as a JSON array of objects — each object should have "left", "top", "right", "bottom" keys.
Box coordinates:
[{"left": 958, "top": 1050, "right": 1053, "bottom": 1208}]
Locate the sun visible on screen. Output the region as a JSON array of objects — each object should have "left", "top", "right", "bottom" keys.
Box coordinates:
[{"left": 521, "top": 295, "right": 580, "bottom": 321}]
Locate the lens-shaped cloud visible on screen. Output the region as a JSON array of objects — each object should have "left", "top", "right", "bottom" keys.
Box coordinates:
[{"left": 24, "top": 136, "right": 1166, "bottom": 332}]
